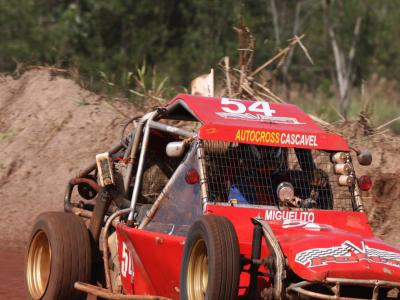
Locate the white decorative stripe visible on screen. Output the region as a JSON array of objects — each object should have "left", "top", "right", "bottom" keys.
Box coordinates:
[{"left": 295, "top": 241, "right": 400, "bottom": 268}]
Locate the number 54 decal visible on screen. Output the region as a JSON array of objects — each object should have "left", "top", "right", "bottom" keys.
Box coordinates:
[
  {"left": 121, "top": 242, "right": 134, "bottom": 278},
  {"left": 217, "top": 97, "right": 305, "bottom": 125},
  {"left": 221, "top": 98, "right": 276, "bottom": 117}
]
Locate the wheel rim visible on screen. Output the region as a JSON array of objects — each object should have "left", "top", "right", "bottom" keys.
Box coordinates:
[
  {"left": 187, "top": 239, "right": 208, "bottom": 300},
  {"left": 26, "top": 230, "right": 51, "bottom": 299}
]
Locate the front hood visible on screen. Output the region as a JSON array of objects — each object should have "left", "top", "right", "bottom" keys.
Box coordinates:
[
  {"left": 206, "top": 204, "right": 400, "bottom": 283},
  {"left": 275, "top": 222, "right": 400, "bottom": 282}
]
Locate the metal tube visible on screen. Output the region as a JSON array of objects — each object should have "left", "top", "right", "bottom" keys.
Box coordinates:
[
  {"left": 148, "top": 120, "right": 195, "bottom": 138},
  {"left": 74, "top": 282, "right": 172, "bottom": 300},
  {"left": 123, "top": 136, "right": 133, "bottom": 160},
  {"left": 127, "top": 111, "right": 157, "bottom": 222},
  {"left": 123, "top": 118, "right": 147, "bottom": 194},
  {"left": 353, "top": 183, "right": 365, "bottom": 212},
  {"left": 102, "top": 207, "right": 135, "bottom": 290},
  {"left": 254, "top": 218, "right": 285, "bottom": 300},
  {"left": 347, "top": 154, "right": 365, "bottom": 212},
  {"left": 89, "top": 189, "right": 111, "bottom": 243},
  {"left": 71, "top": 207, "right": 93, "bottom": 219},
  {"left": 288, "top": 283, "right": 364, "bottom": 300},
  {"left": 286, "top": 279, "right": 400, "bottom": 300},
  {"left": 196, "top": 141, "right": 209, "bottom": 211},
  {"left": 64, "top": 182, "right": 74, "bottom": 212},
  {"left": 77, "top": 142, "right": 125, "bottom": 178},
  {"left": 64, "top": 141, "right": 125, "bottom": 212},
  {"left": 71, "top": 207, "right": 121, "bottom": 227},
  {"left": 326, "top": 278, "right": 400, "bottom": 288}
]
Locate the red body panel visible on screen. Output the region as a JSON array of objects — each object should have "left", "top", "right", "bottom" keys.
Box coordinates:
[
  {"left": 113, "top": 95, "right": 400, "bottom": 298},
  {"left": 167, "top": 94, "right": 349, "bottom": 151},
  {"left": 117, "top": 225, "right": 184, "bottom": 299},
  {"left": 206, "top": 205, "right": 400, "bottom": 282},
  {"left": 117, "top": 204, "right": 400, "bottom": 297}
]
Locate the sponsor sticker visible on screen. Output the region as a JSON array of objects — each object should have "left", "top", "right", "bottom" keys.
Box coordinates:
[
  {"left": 234, "top": 129, "right": 318, "bottom": 147},
  {"left": 264, "top": 210, "right": 315, "bottom": 223},
  {"left": 280, "top": 132, "right": 318, "bottom": 147},
  {"left": 282, "top": 219, "right": 321, "bottom": 230},
  {"left": 216, "top": 112, "right": 306, "bottom": 125},
  {"left": 295, "top": 240, "right": 400, "bottom": 268}
]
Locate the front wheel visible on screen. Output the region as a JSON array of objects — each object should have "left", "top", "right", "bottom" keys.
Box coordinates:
[
  {"left": 180, "top": 215, "right": 241, "bottom": 300},
  {"left": 25, "top": 212, "right": 91, "bottom": 300}
]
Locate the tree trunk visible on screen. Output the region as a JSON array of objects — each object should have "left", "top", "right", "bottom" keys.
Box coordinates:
[
  {"left": 282, "top": 1, "right": 302, "bottom": 100},
  {"left": 323, "top": 0, "right": 362, "bottom": 119},
  {"left": 269, "top": 0, "right": 281, "bottom": 50}
]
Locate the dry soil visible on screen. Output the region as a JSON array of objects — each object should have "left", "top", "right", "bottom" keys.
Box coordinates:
[
  {"left": 0, "top": 69, "right": 399, "bottom": 299},
  {"left": 0, "top": 69, "right": 137, "bottom": 299}
]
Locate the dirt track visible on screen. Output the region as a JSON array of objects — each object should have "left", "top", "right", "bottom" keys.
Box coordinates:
[
  {"left": 0, "top": 69, "right": 137, "bottom": 298},
  {"left": 1, "top": 69, "right": 400, "bottom": 298},
  {"left": 0, "top": 244, "right": 25, "bottom": 299}
]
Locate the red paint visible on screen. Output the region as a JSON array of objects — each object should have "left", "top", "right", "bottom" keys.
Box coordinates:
[
  {"left": 112, "top": 94, "right": 399, "bottom": 298},
  {"left": 167, "top": 94, "right": 349, "bottom": 151},
  {"left": 116, "top": 204, "right": 400, "bottom": 297},
  {"left": 206, "top": 204, "right": 400, "bottom": 282},
  {"left": 117, "top": 225, "right": 184, "bottom": 299}
]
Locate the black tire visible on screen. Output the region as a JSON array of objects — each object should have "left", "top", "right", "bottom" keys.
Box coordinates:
[
  {"left": 180, "top": 215, "right": 241, "bottom": 300},
  {"left": 25, "top": 212, "right": 91, "bottom": 300}
]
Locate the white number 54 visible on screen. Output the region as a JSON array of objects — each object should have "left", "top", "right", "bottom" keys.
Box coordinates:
[
  {"left": 221, "top": 98, "right": 276, "bottom": 117},
  {"left": 121, "top": 242, "right": 133, "bottom": 278}
]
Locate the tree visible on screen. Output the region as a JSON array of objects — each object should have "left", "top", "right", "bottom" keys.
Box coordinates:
[{"left": 323, "top": 0, "right": 363, "bottom": 118}]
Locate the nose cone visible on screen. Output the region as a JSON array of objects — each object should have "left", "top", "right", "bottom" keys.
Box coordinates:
[{"left": 279, "top": 229, "right": 400, "bottom": 282}]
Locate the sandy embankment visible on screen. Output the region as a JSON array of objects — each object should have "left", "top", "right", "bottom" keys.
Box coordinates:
[
  {"left": 1, "top": 69, "right": 400, "bottom": 299},
  {"left": 0, "top": 69, "right": 137, "bottom": 298}
]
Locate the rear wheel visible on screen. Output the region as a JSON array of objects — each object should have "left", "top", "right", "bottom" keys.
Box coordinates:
[
  {"left": 25, "top": 212, "right": 91, "bottom": 300},
  {"left": 180, "top": 215, "right": 241, "bottom": 300}
]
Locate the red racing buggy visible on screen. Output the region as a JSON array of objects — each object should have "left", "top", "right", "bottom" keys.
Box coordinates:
[{"left": 25, "top": 94, "right": 400, "bottom": 300}]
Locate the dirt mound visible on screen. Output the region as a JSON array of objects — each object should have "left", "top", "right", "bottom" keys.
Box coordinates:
[
  {"left": 337, "top": 121, "right": 400, "bottom": 246},
  {"left": 0, "top": 72, "right": 399, "bottom": 249},
  {"left": 0, "top": 68, "right": 138, "bottom": 248},
  {"left": 0, "top": 69, "right": 400, "bottom": 298}
]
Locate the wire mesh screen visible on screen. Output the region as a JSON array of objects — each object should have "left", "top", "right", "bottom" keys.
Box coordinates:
[{"left": 200, "top": 141, "right": 355, "bottom": 211}]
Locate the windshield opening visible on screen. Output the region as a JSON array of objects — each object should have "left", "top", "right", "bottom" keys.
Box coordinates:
[{"left": 200, "top": 140, "right": 356, "bottom": 211}]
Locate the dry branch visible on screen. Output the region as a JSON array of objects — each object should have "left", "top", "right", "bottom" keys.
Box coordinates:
[
  {"left": 251, "top": 34, "right": 306, "bottom": 76},
  {"left": 376, "top": 116, "right": 400, "bottom": 130}
]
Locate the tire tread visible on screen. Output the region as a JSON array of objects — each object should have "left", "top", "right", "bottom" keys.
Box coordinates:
[
  {"left": 25, "top": 212, "right": 91, "bottom": 300},
  {"left": 180, "top": 215, "right": 240, "bottom": 300}
]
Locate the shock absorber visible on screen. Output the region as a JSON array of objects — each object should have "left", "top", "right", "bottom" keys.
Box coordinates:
[
  {"left": 249, "top": 218, "right": 263, "bottom": 297},
  {"left": 88, "top": 188, "right": 112, "bottom": 242}
]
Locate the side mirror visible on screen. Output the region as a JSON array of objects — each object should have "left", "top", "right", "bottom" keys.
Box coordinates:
[
  {"left": 166, "top": 141, "right": 186, "bottom": 158},
  {"left": 357, "top": 150, "right": 372, "bottom": 166}
]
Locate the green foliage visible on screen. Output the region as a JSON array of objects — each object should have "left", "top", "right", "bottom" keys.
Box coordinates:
[{"left": 0, "top": 0, "right": 400, "bottom": 125}]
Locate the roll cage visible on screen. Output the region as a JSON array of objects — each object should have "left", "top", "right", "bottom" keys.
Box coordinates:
[
  {"left": 64, "top": 98, "right": 365, "bottom": 225},
  {"left": 61, "top": 96, "right": 386, "bottom": 300}
]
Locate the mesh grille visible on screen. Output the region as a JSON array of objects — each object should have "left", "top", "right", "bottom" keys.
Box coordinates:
[{"left": 200, "top": 141, "right": 355, "bottom": 211}]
